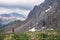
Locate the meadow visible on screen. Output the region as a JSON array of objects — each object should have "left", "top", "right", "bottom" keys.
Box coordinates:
[{"left": 0, "top": 30, "right": 60, "bottom": 40}]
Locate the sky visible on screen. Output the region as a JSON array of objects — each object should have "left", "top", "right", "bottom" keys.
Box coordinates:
[{"left": 0, "top": 0, "right": 45, "bottom": 16}]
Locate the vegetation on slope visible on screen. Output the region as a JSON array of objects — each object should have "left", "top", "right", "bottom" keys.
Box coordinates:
[{"left": 0, "top": 30, "right": 60, "bottom": 40}]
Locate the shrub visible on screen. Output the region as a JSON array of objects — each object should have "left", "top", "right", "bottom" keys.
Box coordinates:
[
  {"left": 11, "top": 33, "right": 30, "bottom": 40},
  {"left": 0, "top": 34, "right": 5, "bottom": 40}
]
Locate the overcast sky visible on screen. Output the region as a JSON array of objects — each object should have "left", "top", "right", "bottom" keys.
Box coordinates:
[{"left": 0, "top": 0, "right": 45, "bottom": 16}]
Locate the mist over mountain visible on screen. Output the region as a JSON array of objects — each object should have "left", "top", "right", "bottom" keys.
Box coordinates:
[{"left": 0, "top": 13, "right": 26, "bottom": 18}]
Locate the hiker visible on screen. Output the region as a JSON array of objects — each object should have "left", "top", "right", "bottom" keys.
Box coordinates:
[{"left": 12, "top": 27, "right": 14, "bottom": 33}]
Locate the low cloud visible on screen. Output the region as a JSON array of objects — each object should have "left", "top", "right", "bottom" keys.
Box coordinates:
[
  {"left": 0, "top": 7, "right": 30, "bottom": 16},
  {"left": 0, "top": 0, "right": 45, "bottom": 16}
]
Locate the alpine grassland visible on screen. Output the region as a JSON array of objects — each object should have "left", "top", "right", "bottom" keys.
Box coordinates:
[{"left": 0, "top": 30, "right": 60, "bottom": 40}]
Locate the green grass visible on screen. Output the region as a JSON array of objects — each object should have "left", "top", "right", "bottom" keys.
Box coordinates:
[{"left": 0, "top": 30, "right": 60, "bottom": 40}]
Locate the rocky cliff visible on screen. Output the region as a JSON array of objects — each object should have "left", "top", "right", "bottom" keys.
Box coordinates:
[{"left": 20, "top": 0, "right": 60, "bottom": 31}]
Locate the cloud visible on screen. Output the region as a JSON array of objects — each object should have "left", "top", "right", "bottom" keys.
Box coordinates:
[
  {"left": 0, "top": 7, "right": 30, "bottom": 16},
  {"left": 0, "top": 4, "right": 32, "bottom": 10},
  {"left": 0, "top": 0, "right": 45, "bottom": 10},
  {"left": 0, "top": 0, "right": 44, "bottom": 5},
  {"left": 0, "top": 0, "right": 45, "bottom": 17}
]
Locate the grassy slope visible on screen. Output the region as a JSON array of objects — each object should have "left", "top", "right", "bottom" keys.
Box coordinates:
[{"left": 0, "top": 30, "right": 60, "bottom": 40}]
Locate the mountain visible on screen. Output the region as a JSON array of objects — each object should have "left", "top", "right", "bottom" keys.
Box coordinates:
[
  {"left": 0, "top": 0, "right": 60, "bottom": 33},
  {"left": 0, "top": 20, "right": 23, "bottom": 33},
  {"left": 0, "top": 13, "right": 26, "bottom": 28},
  {"left": 15, "top": 0, "right": 60, "bottom": 32},
  {"left": 25, "top": 0, "right": 60, "bottom": 30},
  {"left": 28, "top": 0, "right": 60, "bottom": 30}
]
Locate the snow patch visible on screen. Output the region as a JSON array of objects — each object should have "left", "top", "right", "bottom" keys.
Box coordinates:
[
  {"left": 29, "top": 27, "right": 36, "bottom": 32},
  {"left": 47, "top": 28, "right": 54, "bottom": 30},
  {"left": 45, "top": 5, "right": 52, "bottom": 12},
  {"left": 42, "top": 27, "right": 45, "bottom": 29}
]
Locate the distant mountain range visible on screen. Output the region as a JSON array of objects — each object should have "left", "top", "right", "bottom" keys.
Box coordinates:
[
  {"left": 0, "top": 13, "right": 26, "bottom": 19},
  {"left": 0, "top": 13, "right": 26, "bottom": 28}
]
